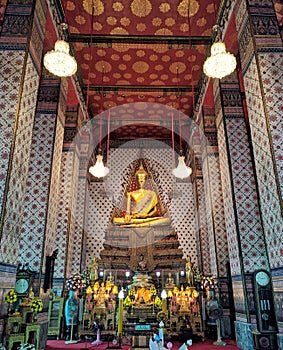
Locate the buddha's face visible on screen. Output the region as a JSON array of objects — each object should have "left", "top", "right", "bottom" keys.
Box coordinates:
[{"left": 137, "top": 173, "right": 146, "bottom": 187}]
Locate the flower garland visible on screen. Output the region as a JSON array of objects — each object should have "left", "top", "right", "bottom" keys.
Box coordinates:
[
  {"left": 65, "top": 273, "right": 86, "bottom": 291},
  {"left": 201, "top": 275, "right": 218, "bottom": 290},
  {"left": 30, "top": 297, "right": 43, "bottom": 312},
  {"left": 5, "top": 290, "right": 17, "bottom": 304}
]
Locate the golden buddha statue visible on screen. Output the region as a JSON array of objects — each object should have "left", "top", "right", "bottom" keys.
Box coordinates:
[
  {"left": 186, "top": 256, "right": 194, "bottom": 287},
  {"left": 112, "top": 162, "right": 170, "bottom": 227}
]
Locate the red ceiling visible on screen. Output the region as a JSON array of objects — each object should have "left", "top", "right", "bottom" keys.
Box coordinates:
[{"left": 44, "top": 0, "right": 224, "bottom": 120}]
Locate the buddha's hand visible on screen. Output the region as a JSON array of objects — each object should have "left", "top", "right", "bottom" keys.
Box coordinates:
[{"left": 124, "top": 213, "right": 131, "bottom": 223}]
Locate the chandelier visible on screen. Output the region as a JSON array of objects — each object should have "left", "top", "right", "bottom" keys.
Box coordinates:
[
  {"left": 43, "top": 39, "right": 77, "bottom": 77},
  {"left": 89, "top": 151, "right": 109, "bottom": 178},
  {"left": 171, "top": 92, "right": 192, "bottom": 180},
  {"left": 173, "top": 155, "right": 192, "bottom": 179},
  {"left": 203, "top": 19, "right": 236, "bottom": 80},
  {"left": 203, "top": 41, "right": 236, "bottom": 79}
]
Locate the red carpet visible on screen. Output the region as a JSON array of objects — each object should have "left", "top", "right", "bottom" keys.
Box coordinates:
[{"left": 46, "top": 339, "right": 240, "bottom": 350}]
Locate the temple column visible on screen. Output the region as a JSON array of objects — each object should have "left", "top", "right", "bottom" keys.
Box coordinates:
[
  {"left": 54, "top": 108, "right": 80, "bottom": 282},
  {"left": 200, "top": 106, "right": 229, "bottom": 278},
  {"left": 200, "top": 105, "right": 231, "bottom": 336},
  {"left": 0, "top": 0, "right": 47, "bottom": 299},
  {"left": 17, "top": 72, "right": 67, "bottom": 286},
  {"left": 191, "top": 129, "right": 210, "bottom": 275},
  {"left": 213, "top": 68, "right": 272, "bottom": 347},
  {"left": 73, "top": 118, "right": 91, "bottom": 273},
  {"left": 234, "top": 0, "right": 283, "bottom": 346}
]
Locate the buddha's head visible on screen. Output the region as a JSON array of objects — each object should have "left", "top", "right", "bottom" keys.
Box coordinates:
[{"left": 136, "top": 163, "right": 147, "bottom": 188}]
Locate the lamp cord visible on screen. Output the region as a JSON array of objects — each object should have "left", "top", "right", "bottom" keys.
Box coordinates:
[
  {"left": 106, "top": 110, "right": 110, "bottom": 166},
  {"left": 188, "top": 0, "right": 196, "bottom": 121},
  {"left": 171, "top": 110, "right": 175, "bottom": 169},
  {"left": 176, "top": 67, "right": 182, "bottom": 154},
  {"left": 86, "top": 0, "right": 95, "bottom": 120}
]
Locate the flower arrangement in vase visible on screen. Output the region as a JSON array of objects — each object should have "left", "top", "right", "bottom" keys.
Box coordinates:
[
  {"left": 201, "top": 275, "right": 218, "bottom": 291},
  {"left": 30, "top": 297, "right": 43, "bottom": 312},
  {"left": 30, "top": 296, "right": 43, "bottom": 322},
  {"left": 4, "top": 289, "right": 17, "bottom": 315},
  {"left": 65, "top": 273, "right": 86, "bottom": 291}
]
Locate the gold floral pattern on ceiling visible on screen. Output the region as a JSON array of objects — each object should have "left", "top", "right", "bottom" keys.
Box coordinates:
[
  {"left": 60, "top": 0, "right": 222, "bottom": 115},
  {"left": 130, "top": 0, "right": 152, "bottom": 17},
  {"left": 177, "top": 0, "right": 199, "bottom": 17},
  {"left": 159, "top": 3, "right": 171, "bottom": 13},
  {"left": 132, "top": 61, "right": 150, "bottom": 73},
  {"left": 113, "top": 2, "right": 124, "bottom": 12},
  {"left": 83, "top": 0, "right": 104, "bottom": 16},
  {"left": 63, "top": 0, "right": 217, "bottom": 37}
]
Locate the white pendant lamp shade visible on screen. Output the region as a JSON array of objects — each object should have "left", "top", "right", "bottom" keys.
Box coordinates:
[
  {"left": 172, "top": 156, "right": 192, "bottom": 179},
  {"left": 203, "top": 41, "right": 236, "bottom": 79},
  {"left": 89, "top": 154, "right": 109, "bottom": 178},
  {"left": 43, "top": 40, "right": 77, "bottom": 77}
]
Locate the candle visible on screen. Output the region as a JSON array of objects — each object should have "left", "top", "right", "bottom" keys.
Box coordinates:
[{"left": 117, "top": 290, "right": 124, "bottom": 336}]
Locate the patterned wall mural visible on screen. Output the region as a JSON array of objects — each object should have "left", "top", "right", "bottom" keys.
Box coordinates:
[
  {"left": 244, "top": 57, "right": 282, "bottom": 270},
  {"left": 218, "top": 77, "right": 269, "bottom": 273},
  {"left": 0, "top": 49, "right": 25, "bottom": 223},
  {"left": 1, "top": 54, "right": 39, "bottom": 265},
  {"left": 45, "top": 117, "right": 65, "bottom": 258},
  {"left": 18, "top": 112, "right": 58, "bottom": 270}
]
